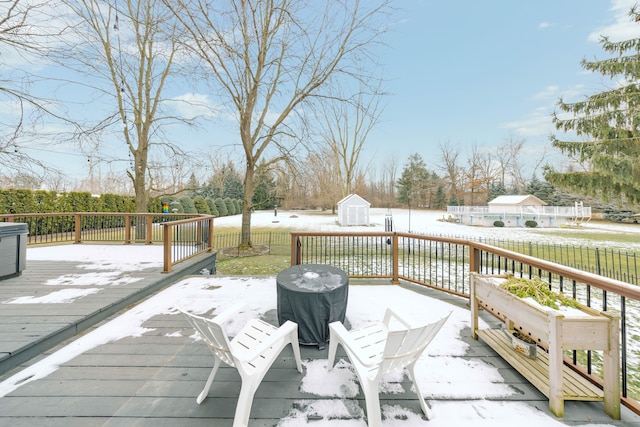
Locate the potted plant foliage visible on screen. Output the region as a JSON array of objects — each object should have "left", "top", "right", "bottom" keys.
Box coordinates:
[{"left": 498, "top": 275, "right": 580, "bottom": 310}]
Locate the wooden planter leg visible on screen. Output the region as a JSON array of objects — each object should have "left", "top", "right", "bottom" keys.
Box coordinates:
[
  {"left": 603, "top": 312, "right": 621, "bottom": 419},
  {"left": 548, "top": 313, "right": 564, "bottom": 418}
]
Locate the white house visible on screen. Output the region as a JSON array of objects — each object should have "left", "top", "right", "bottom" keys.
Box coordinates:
[
  {"left": 337, "top": 194, "right": 370, "bottom": 226},
  {"left": 487, "top": 195, "right": 547, "bottom": 213},
  {"left": 447, "top": 195, "right": 590, "bottom": 227}
]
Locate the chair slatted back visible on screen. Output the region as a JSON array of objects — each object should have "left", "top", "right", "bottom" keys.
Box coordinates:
[
  {"left": 352, "top": 323, "right": 388, "bottom": 366},
  {"left": 182, "top": 311, "right": 236, "bottom": 367},
  {"left": 380, "top": 313, "right": 450, "bottom": 375}
]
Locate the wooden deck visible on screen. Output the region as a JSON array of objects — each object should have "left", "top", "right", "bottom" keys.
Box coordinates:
[
  {"left": 0, "top": 249, "right": 639, "bottom": 426},
  {"left": 0, "top": 249, "right": 216, "bottom": 375}
]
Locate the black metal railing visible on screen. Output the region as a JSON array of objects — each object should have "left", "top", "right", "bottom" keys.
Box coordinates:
[
  {"left": 457, "top": 235, "right": 640, "bottom": 286},
  {"left": 290, "top": 230, "right": 640, "bottom": 414}
]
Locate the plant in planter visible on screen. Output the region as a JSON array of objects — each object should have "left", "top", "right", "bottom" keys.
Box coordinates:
[
  {"left": 499, "top": 275, "right": 580, "bottom": 310},
  {"left": 498, "top": 276, "right": 581, "bottom": 358}
]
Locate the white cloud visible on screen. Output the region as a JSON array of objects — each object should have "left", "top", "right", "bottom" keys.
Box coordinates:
[
  {"left": 168, "top": 92, "right": 220, "bottom": 120},
  {"left": 558, "top": 83, "right": 588, "bottom": 102},
  {"left": 499, "top": 107, "right": 554, "bottom": 137},
  {"left": 502, "top": 82, "right": 591, "bottom": 140},
  {"left": 588, "top": 0, "right": 640, "bottom": 42},
  {"left": 532, "top": 85, "right": 560, "bottom": 100}
]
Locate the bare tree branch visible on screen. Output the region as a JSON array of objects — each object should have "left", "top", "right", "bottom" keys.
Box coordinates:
[{"left": 165, "top": 0, "right": 391, "bottom": 247}]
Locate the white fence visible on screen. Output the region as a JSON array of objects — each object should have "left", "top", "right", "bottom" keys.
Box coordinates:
[{"left": 446, "top": 204, "right": 591, "bottom": 227}]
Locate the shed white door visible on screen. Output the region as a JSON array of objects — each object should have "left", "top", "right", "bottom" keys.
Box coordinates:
[{"left": 347, "top": 206, "right": 365, "bottom": 225}]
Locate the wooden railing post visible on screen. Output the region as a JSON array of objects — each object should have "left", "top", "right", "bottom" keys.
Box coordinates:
[
  {"left": 196, "top": 220, "right": 203, "bottom": 246},
  {"left": 146, "top": 215, "right": 153, "bottom": 245},
  {"left": 163, "top": 223, "right": 172, "bottom": 273},
  {"left": 74, "top": 214, "right": 82, "bottom": 243},
  {"left": 124, "top": 215, "right": 131, "bottom": 244},
  {"left": 469, "top": 244, "right": 481, "bottom": 274},
  {"left": 295, "top": 237, "right": 302, "bottom": 265},
  {"left": 207, "top": 218, "right": 214, "bottom": 252},
  {"left": 290, "top": 233, "right": 301, "bottom": 266},
  {"left": 392, "top": 233, "right": 399, "bottom": 284}
]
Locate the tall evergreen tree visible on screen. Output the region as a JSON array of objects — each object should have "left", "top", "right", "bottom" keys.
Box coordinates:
[
  {"left": 395, "top": 154, "right": 432, "bottom": 208},
  {"left": 433, "top": 186, "right": 447, "bottom": 210},
  {"left": 487, "top": 181, "right": 507, "bottom": 202},
  {"left": 525, "top": 176, "right": 556, "bottom": 204},
  {"left": 545, "top": 8, "right": 640, "bottom": 203}
]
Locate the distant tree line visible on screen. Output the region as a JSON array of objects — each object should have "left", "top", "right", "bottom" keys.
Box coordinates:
[{"left": 392, "top": 152, "right": 637, "bottom": 217}]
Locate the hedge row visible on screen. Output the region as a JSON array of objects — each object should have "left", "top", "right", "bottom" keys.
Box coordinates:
[{"left": 0, "top": 189, "right": 242, "bottom": 217}]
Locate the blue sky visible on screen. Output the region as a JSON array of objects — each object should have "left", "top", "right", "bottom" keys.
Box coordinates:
[
  {"left": 7, "top": 0, "right": 640, "bottom": 186},
  {"left": 363, "top": 0, "right": 640, "bottom": 174}
]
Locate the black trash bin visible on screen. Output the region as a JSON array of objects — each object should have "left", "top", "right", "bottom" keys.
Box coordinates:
[{"left": 0, "top": 222, "right": 28, "bottom": 280}]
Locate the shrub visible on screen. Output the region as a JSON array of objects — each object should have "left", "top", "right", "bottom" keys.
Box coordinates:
[
  {"left": 180, "top": 196, "right": 197, "bottom": 214},
  {"left": 493, "top": 220, "right": 505, "bottom": 227},
  {"left": 215, "top": 198, "right": 228, "bottom": 216},
  {"left": 193, "top": 196, "right": 211, "bottom": 214},
  {"left": 224, "top": 197, "right": 235, "bottom": 215},
  {"left": 206, "top": 198, "right": 219, "bottom": 216},
  {"left": 525, "top": 220, "right": 538, "bottom": 228}
]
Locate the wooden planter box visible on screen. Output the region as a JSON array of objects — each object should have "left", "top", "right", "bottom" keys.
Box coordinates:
[{"left": 470, "top": 273, "right": 620, "bottom": 419}]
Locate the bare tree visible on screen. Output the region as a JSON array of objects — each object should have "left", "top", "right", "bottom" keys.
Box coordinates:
[
  {"left": 380, "top": 154, "right": 399, "bottom": 206},
  {"left": 0, "top": 0, "right": 73, "bottom": 180},
  {"left": 438, "top": 141, "right": 463, "bottom": 202},
  {"left": 54, "top": 0, "right": 194, "bottom": 213},
  {"left": 465, "top": 144, "right": 496, "bottom": 205},
  {"left": 493, "top": 139, "right": 512, "bottom": 187},
  {"left": 305, "top": 145, "right": 342, "bottom": 211},
  {"left": 165, "top": 0, "right": 391, "bottom": 248},
  {"left": 503, "top": 135, "right": 526, "bottom": 192},
  {"left": 464, "top": 145, "right": 481, "bottom": 205},
  {"left": 318, "top": 84, "right": 384, "bottom": 199}
]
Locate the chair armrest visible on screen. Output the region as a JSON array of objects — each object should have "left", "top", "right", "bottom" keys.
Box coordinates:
[
  {"left": 235, "top": 320, "right": 298, "bottom": 363},
  {"left": 382, "top": 307, "right": 413, "bottom": 329},
  {"left": 329, "top": 321, "right": 383, "bottom": 368}
]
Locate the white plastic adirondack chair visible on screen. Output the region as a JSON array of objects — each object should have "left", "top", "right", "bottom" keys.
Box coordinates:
[
  {"left": 327, "top": 308, "right": 451, "bottom": 427},
  {"left": 179, "top": 302, "right": 302, "bottom": 427}
]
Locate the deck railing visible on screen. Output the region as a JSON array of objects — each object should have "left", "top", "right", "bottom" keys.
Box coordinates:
[
  {"left": 162, "top": 216, "right": 214, "bottom": 273},
  {"left": 2, "top": 212, "right": 639, "bottom": 413},
  {"left": 291, "top": 231, "right": 640, "bottom": 415},
  {"left": 0, "top": 213, "right": 214, "bottom": 273}
]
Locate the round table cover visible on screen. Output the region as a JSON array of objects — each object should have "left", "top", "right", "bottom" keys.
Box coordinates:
[{"left": 276, "top": 264, "right": 349, "bottom": 348}]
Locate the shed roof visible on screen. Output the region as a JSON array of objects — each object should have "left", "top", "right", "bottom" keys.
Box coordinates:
[
  {"left": 337, "top": 193, "right": 370, "bottom": 206},
  {"left": 487, "top": 194, "right": 547, "bottom": 206}
]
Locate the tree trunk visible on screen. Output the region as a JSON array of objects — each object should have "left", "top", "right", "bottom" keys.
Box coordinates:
[
  {"left": 240, "top": 165, "right": 255, "bottom": 249},
  {"left": 133, "top": 150, "right": 148, "bottom": 241}
]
